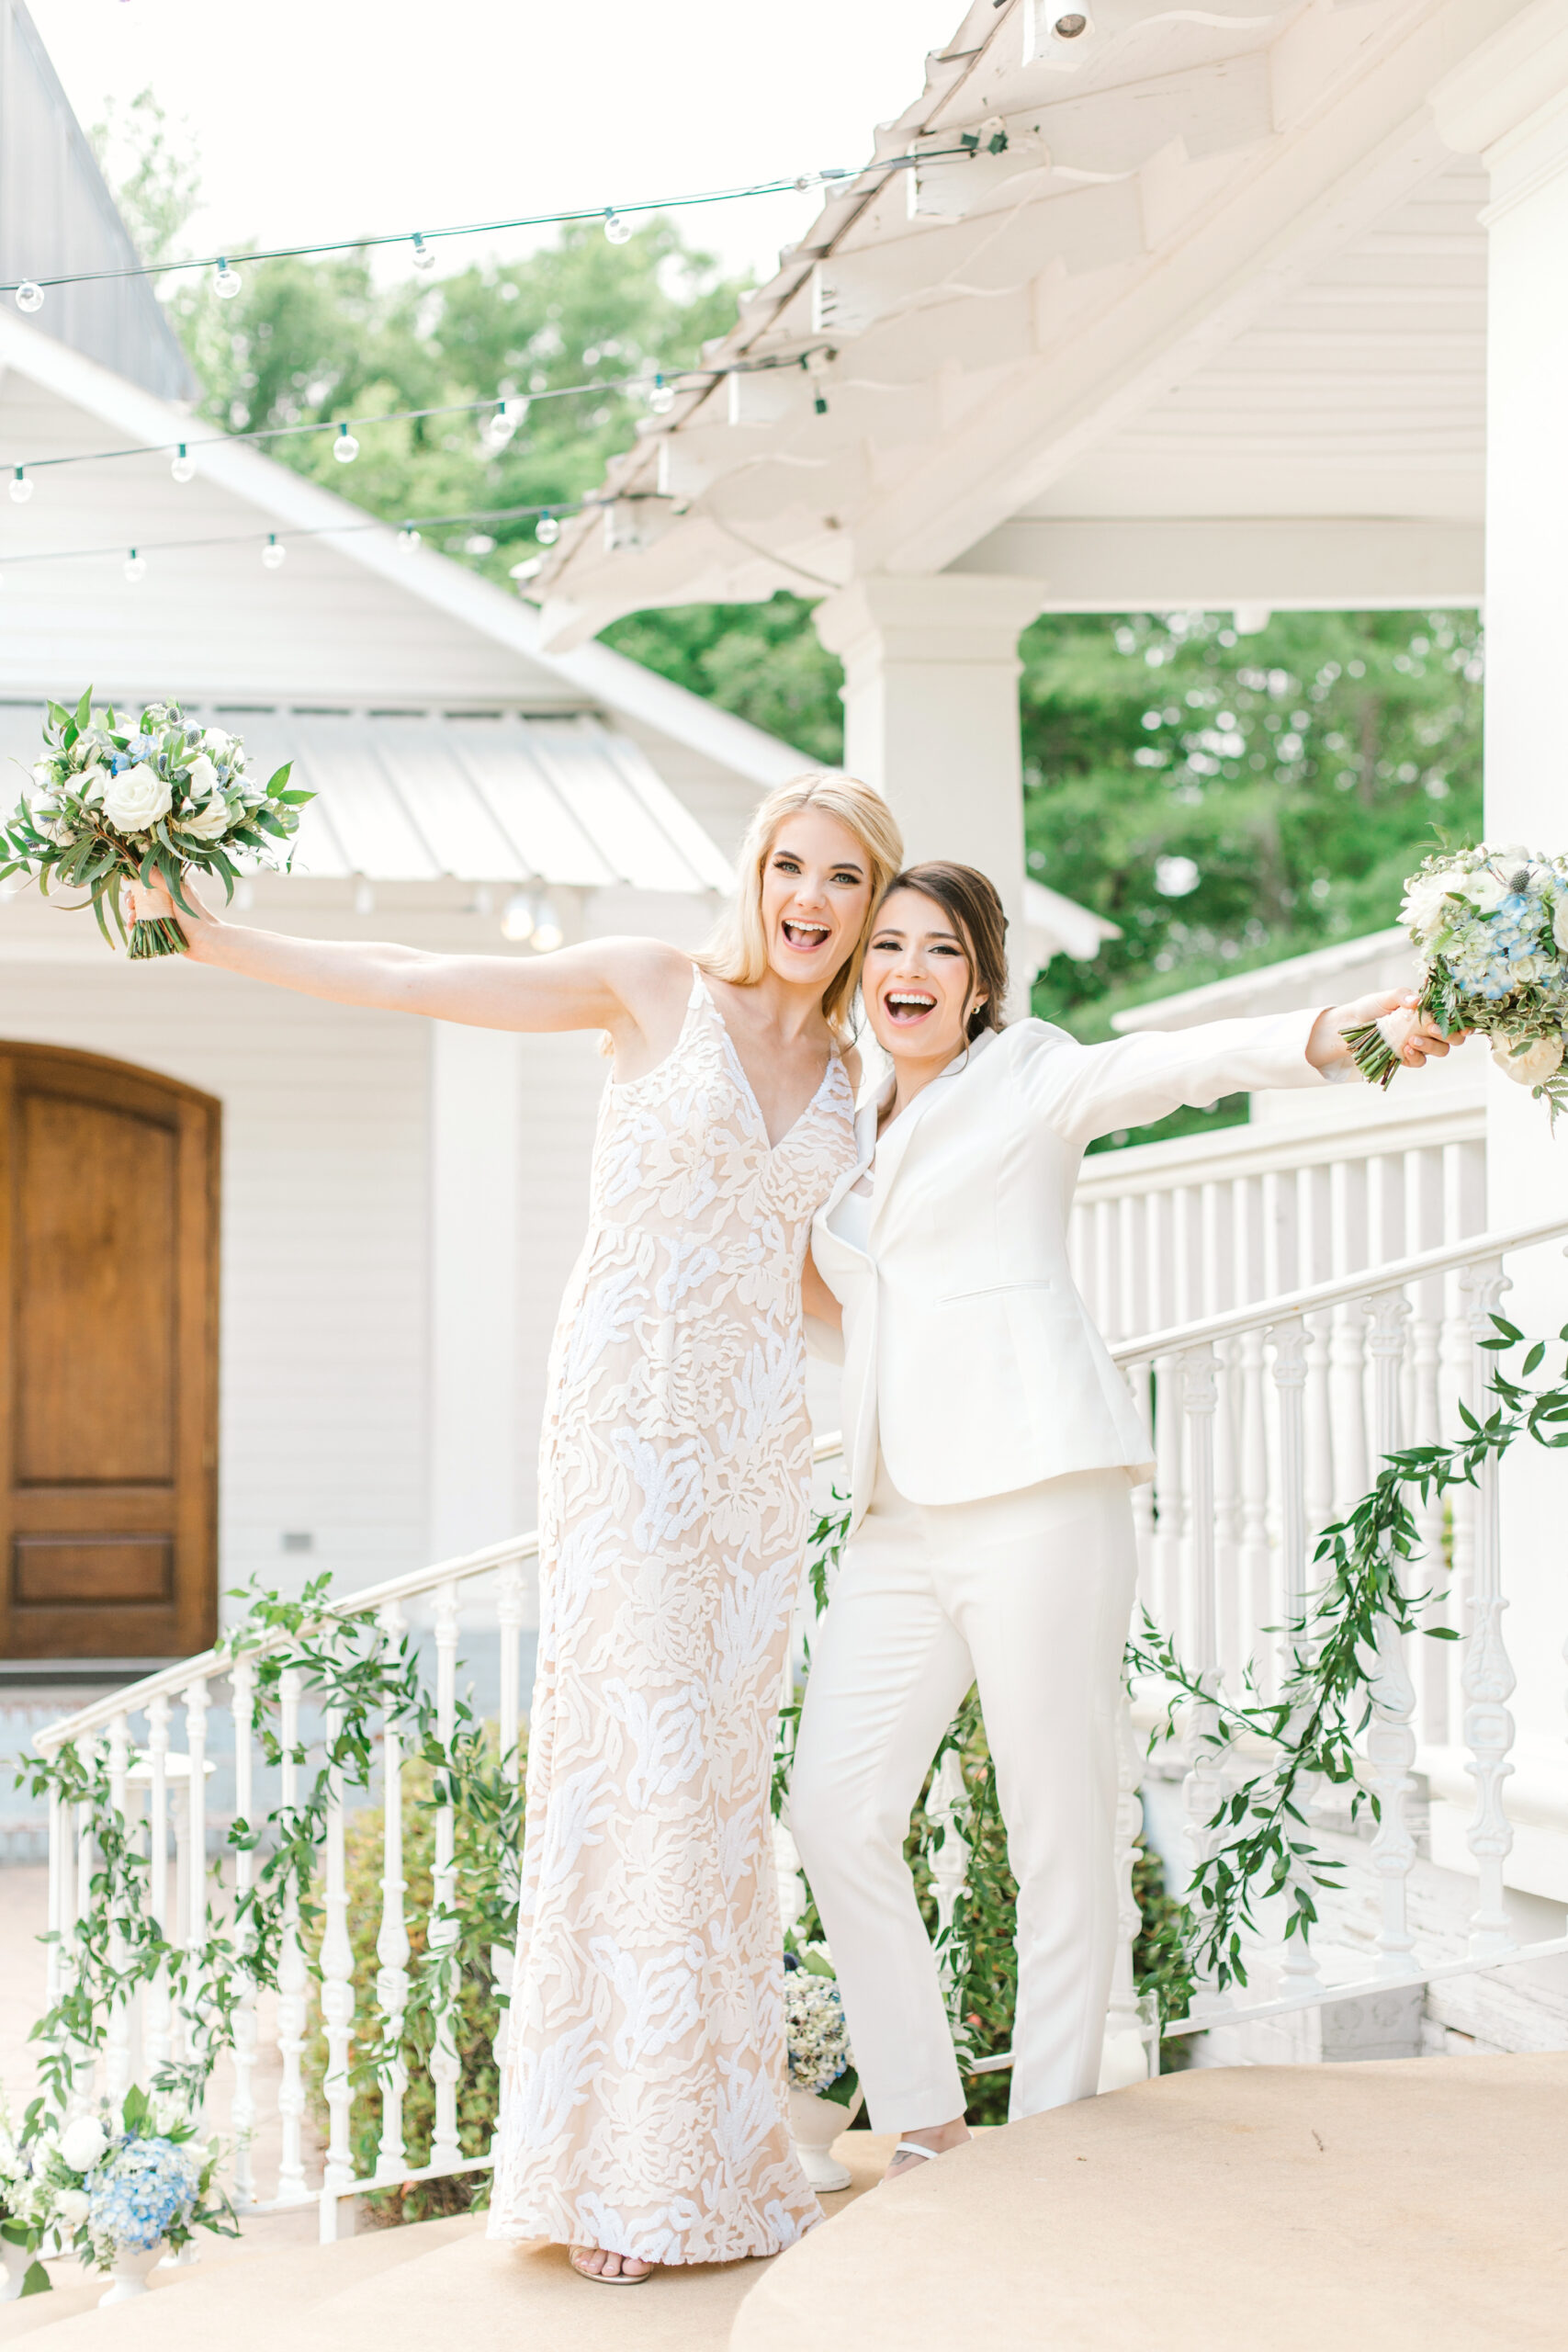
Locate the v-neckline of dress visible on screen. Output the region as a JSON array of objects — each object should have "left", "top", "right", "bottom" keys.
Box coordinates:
[{"left": 694, "top": 972, "right": 840, "bottom": 1155}]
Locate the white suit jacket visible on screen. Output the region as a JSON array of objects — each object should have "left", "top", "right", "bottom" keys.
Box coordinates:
[{"left": 810, "top": 1011, "right": 1330, "bottom": 1530}]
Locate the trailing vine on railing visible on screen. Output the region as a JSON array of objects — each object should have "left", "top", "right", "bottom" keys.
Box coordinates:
[
  {"left": 1129, "top": 1316, "right": 1568, "bottom": 1992},
  {"left": 12, "top": 1574, "right": 520, "bottom": 2146}
]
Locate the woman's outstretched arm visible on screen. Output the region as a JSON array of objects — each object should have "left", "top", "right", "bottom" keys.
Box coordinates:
[{"left": 125, "top": 871, "right": 687, "bottom": 1039}]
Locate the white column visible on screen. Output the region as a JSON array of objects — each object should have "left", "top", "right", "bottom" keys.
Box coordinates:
[
  {"left": 812, "top": 574, "right": 1043, "bottom": 940},
  {"left": 427, "top": 1022, "right": 524, "bottom": 1559},
  {"left": 1435, "top": 13, "right": 1568, "bottom": 1817}
]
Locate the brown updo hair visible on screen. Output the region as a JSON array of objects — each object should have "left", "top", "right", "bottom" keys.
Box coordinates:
[{"left": 876, "top": 861, "right": 1009, "bottom": 1041}]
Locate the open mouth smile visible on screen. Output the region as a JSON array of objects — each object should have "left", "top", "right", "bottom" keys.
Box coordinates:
[
  {"left": 781, "top": 918, "right": 831, "bottom": 952},
  {"left": 884, "top": 989, "right": 937, "bottom": 1024}
]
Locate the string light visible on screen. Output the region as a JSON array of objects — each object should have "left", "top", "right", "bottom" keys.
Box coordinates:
[
  {"left": 0, "top": 149, "right": 1008, "bottom": 303},
  {"left": 484, "top": 396, "right": 528, "bottom": 448},
  {"left": 397, "top": 526, "right": 421, "bottom": 554},
  {"left": 531, "top": 894, "right": 565, "bottom": 953},
  {"left": 603, "top": 209, "right": 632, "bottom": 246},
  {"left": 214, "top": 258, "right": 243, "bottom": 300},
  {"left": 171, "top": 443, "right": 196, "bottom": 483},
  {"left": 333, "top": 423, "right": 360, "bottom": 464},
  {"left": 500, "top": 890, "right": 536, "bottom": 943},
  {"left": 9, "top": 468, "right": 30, "bottom": 504},
  {"left": 4, "top": 346, "right": 836, "bottom": 485},
  {"left": 261, "top": 533, "right": 287, "bottom": 570},
  {"left": 14, "top": 280, "right": 42, "bottom": 313},
  {"left": 411, "top": 233, "right": 436, "bottom": 273},
  {"left": 535, "top": 512, "right": 560, "bottom": 546},
  {"left": 123, "top": 548, "right": 147, "bottom": 582}
]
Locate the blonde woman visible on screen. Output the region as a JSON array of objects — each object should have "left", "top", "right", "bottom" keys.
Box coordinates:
[{"left": 130, "top": 774, "right": 904, "bottom": 2281}]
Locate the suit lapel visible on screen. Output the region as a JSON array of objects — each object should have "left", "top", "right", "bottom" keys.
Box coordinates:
[{"left": 869, "top": 1034, "right": 998, "bottom": 1235}]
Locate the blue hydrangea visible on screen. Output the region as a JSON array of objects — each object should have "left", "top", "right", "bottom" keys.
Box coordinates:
[{"left": 86, "top": 2138, "right": 199, "bottom": 2252}]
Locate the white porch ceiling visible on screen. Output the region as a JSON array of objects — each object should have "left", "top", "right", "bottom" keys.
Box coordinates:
[
  {"left": 0, "top": 702, "right": 736, "bottom": 892},
  {"left": 534, "top": 0, "right": 1509, "bottom": 642}
]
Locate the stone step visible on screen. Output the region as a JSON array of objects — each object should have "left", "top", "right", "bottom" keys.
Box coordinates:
[{"left": 734, "top": 2052, "right": 1568, "bottom": 2352}]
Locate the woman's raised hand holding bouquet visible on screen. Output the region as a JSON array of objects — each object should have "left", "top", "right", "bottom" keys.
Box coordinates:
[
  {"left": 1, "top": 689, "right": 309, "bottom": 957},
  {"left": 1342, "top": 843, "right": 1568, "bottom": 1121}
]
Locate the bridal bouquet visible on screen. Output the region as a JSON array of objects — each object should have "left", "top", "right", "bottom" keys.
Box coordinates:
[
  {"left": 1344, "top": 843, "right": 1568, "bottom": 1122},
  {"left": 1, "top": 689, "right": 310, "bottom": 958}
]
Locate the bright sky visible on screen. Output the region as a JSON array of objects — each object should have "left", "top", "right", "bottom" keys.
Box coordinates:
[{"left": 29, "top": 0, "right": 963, "bottom": 286}]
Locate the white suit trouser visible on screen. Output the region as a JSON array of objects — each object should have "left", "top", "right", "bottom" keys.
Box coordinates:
[{"left": 789, "top": 1454, "right": 1137, "bottom": 2133}]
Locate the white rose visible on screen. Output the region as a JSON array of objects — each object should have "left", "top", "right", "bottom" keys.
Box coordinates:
[
  {"left": 186, "top": 752, "right": 219, "bottom": 799},
  {"left": 1551, "top": 897, "right": 1568, "bottom": 956},
  {"left": 1492, "top": 1035, "right": 1564, "bottom": 1085},
  {"left": 1461, "top": 866, "right": 1510, "bottom": 914},
  {"left": 30, "top": 760, "right": 58, "bottom": 790},
  {"left": 200, "top": 729, "right": 231, "bottom": 755},
  {"left": 175, "top": 795, "right": 231, "bottom": 842},
  {"left": 1401, "top": 873, "right": 1458, "bottom": 937},
  {"left": 58, "top": 2115, "right": 107, "bottom": 2173},
  {"left": 101, "top": 762, "right": 173, "bottom": 833},
  {"left": 75, "top": 763, "right": 107, "bottom": 805},
  {"left": 54, "top": 2188, "right": 91, "bottom": 2227}
]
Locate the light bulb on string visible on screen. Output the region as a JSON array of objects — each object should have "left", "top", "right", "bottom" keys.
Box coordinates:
[
  {"left": 171, "top": 443, "right": 196, "bottom": 484},
  {"left": 485, "top": 395, "right": 527, "bottom": 449},
  {"left": 397, "top": 526, "right": 421, "bottom": 555},
  {"left": 261, "top": 533, "right": 287, "bottom": 571},
  {"left": 603, "top": 209, "right": 632, "bottom": 245},
  {"left": 124, "top": 548, "right": 147, "bottom": 582},
  {"left": 411, "top": 233, "right": 436, "bottom": 273},
  {"left": 530, "top": 895, "right": 565, "bottom": 954},
  {"left": 14, "top": 280, "right": 43, "bottom": 314},
  {"left": 500, "top": 889, "right": 535, "bottom": 944},
  {"left": 535, "top": 511, "right": 559, "bottom": 547},
  {"left": 9, "top": 468, "right": 31, "bottom": 505},
  {"left": 214, "top": 258, "right": 243, "bottom": 300},
  {"left": 333, "top": 423, "right": 360, "bottom": 464},
  {"left": 648, "top": 373, "right": 674, "bottom": 415}
]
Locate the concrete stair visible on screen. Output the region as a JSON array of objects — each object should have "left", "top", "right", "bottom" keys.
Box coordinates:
[{"left": 7, "top": 2057, "right": 1565, "bottom": 2351}]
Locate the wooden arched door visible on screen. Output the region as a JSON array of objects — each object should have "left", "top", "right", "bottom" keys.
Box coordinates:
[{"left": 0, "top": 1046, "right": 219, "bottom": 1661}]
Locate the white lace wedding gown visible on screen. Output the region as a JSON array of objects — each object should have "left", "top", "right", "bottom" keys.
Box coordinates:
[{"left": 487, "top": 968, "right": 857, "bottom": 2265}]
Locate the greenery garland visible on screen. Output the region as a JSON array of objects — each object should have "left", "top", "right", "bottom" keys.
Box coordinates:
[{"left": 1128, "top": 1313, "right": 1568, "bottom": 1994}]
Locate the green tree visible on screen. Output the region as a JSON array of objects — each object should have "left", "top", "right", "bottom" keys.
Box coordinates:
[{"left": 89, "top": 87, "right": 201, "bottom": 266}]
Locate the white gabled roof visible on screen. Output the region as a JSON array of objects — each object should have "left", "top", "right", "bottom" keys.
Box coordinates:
[
  {"left": 532, "top": 0, "right": 1495, "bottom": 645},
  {"left": 0, "top": 311, "right": 815, "bottom": 789}
]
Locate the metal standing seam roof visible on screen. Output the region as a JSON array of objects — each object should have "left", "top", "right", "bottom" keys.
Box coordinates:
[{"left": 0, "top": 703, "right": 737, "bottom": 893}]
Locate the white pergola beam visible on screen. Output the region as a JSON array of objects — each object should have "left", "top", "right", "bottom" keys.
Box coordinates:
[{"left": 950, "top": 515, "right": 1483, "bottom": 608}]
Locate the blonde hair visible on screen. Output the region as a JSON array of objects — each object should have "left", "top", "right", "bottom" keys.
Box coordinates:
[{"left": 695, "top": 773, "right": 905, "bottom": 1035}]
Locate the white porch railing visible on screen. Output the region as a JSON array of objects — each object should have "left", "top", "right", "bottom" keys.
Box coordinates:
[{"left": 23, "top": 1208, "right": 1568, "bottom": 2233}]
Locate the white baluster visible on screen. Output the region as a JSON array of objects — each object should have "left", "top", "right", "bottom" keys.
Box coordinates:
[
  {"left": 926, "top": 1749, "right": 970, "bottom": 2003},
  {"left": 70, "top": 1741, "right": 96, "bottom": 2112},
  {"left": 275, "top": 1667, "right": 310, "bottom": 2204},
  {"left": 184, "top": 1679, "right": 209, "bottom": 2086},
  {"left": 1151, "top": 1355, "right": 1185, "bottom": 1642},
  {"left": 319, "top": 1705, "right": 355, "bottom": 2237},
  {"left": 229, "top": 1657, "right": 257, "bottom": 2204},
  {"left": 1269, "top": 1320, "right": 1322, "bottom": 1994},
  {"left": 145, "top": 1696, "right": 172, "bottom": 2079},
  {"left": 497, "top": 1561, "right": 524, "bottom": 1785},
  {"left": 1213, "top": 1340, "right": 1243, "bottom": 1693},
  {"left": 1100, "top": 1694, "right": 1150, "bottom": 2089},
  {"left": 1303, "top": 1309, "right": 1335, "bottom": 1552},
  {"left": 45, "top": 1773, "right": 65, "bottom": 2070},
  {"left": 1179, "top": 1350, "right": 1224, "bottom": 1931},
  {"left": 1459, "top": 1262, "right": 1517, "bottom": 1959},
  {"left": 1441, "top": 1275, "right": 1476, "bottom": 1747},
  {"left": 105, "top": 1713, "right": 134, "bottom": 2106},
  {"left": 1329, "top": 1295, "right": 1370, "bottom": 1521},
  {"left": 374, "top": 1602, "right": 411, "bottom": 2180},
  {"left": 429, "top": 1581, "right": 462, "bottom": 2174},
  {"left": 1125, "top": 1359, "right": 1156, "bottom": 1605},
  {"left": 1409, "top": 1282, "right": 1450, "bottom": 1744},
  {"left": 1237, "top": 1329, "right": 1272, "bottom": 1697},
  {"left": 1363, "top": 1291, "right": 1417, "bottom": 1977}
]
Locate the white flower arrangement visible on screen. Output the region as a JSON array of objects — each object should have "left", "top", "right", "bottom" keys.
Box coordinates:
[
  {"left": 1, "top": 689, "right": 310, "bottom": 959},
  {"left": 6, "top": 2085, "right": 231, "bottom": 2286},
  {"left": 1344, "top": 842, "right": 1568, "bottom": 1121},
  {"left": 783, "top": 1945, "right": 858, "bottom": 2104}
]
